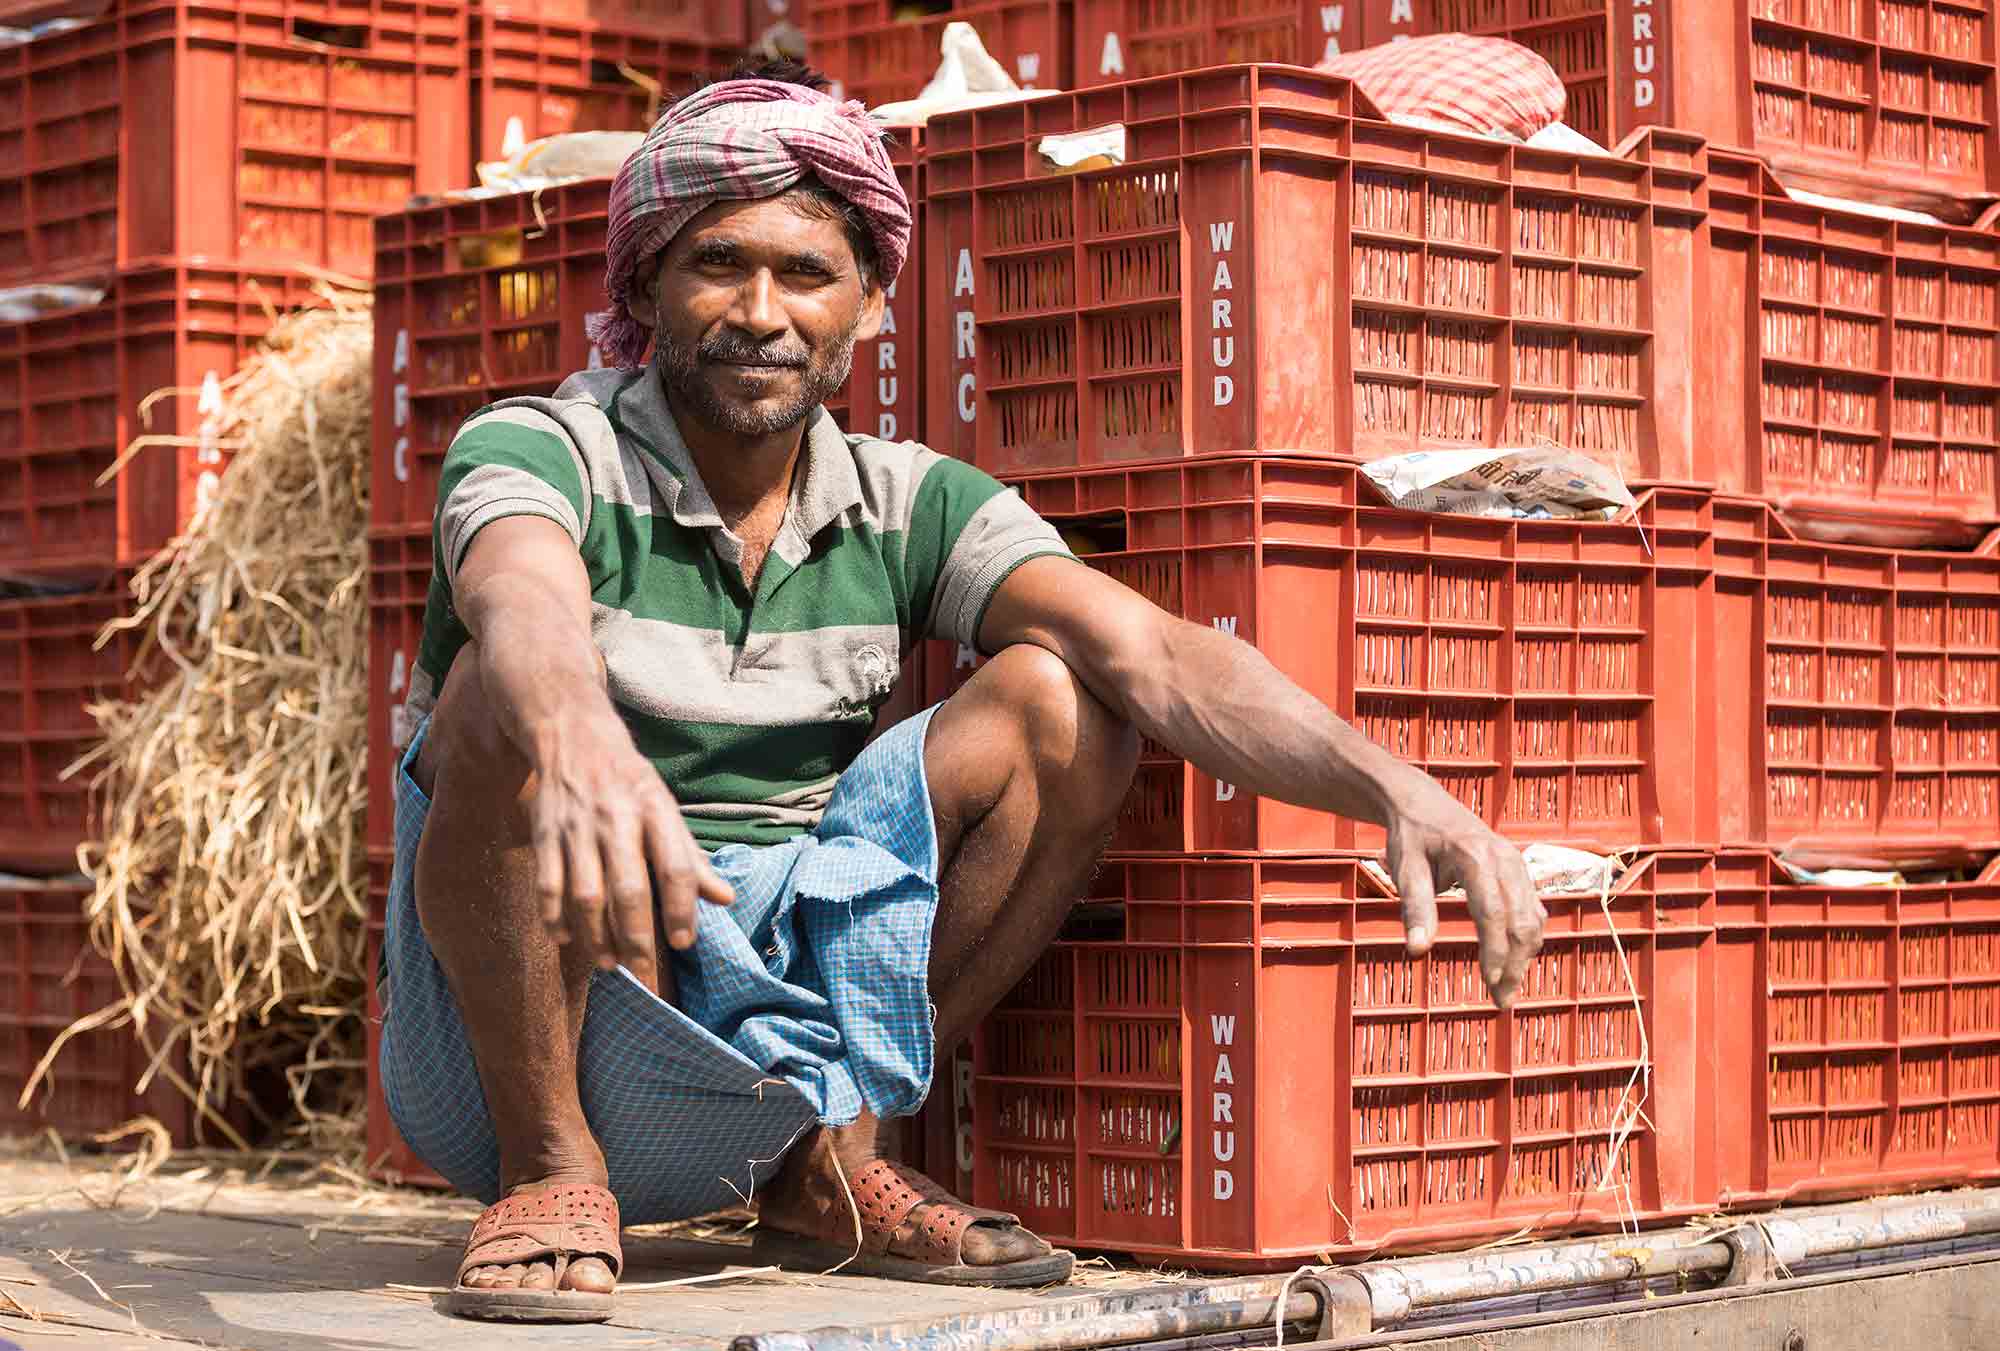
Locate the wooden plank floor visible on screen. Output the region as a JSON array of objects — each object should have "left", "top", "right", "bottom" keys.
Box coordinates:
[{"left": 0, "top": 1150, "right": 1174, "bottom": 1351}]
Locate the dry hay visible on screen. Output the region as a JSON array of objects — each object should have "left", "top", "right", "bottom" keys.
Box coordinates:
[{"left": 22, "top": 288, "right": 374, "bottom": 1155}]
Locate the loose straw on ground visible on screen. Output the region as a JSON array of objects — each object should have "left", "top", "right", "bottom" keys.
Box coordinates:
[{"left": 22, "top": 290, "right": 375, "bottom": 1158}]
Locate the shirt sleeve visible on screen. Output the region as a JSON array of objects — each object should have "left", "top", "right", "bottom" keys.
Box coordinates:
[
  {"left": 433, "top": 400, "right": 592, "bottom": 585},
  {"left": 904, "top": 455, "right": 1073, "bottom": 648}
]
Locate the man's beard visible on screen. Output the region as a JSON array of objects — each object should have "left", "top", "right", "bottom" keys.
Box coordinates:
[{"left": 655, "top": 321, "right": 858, "bottom": 437}]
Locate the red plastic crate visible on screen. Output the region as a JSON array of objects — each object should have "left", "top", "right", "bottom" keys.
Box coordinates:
[
  {"left": 0, "top": 0, "right": 467, "bottom": 283},
  {"left": 0, "top": 264, "right": 324, "bottom": 580},
  {"left": 0, "top": 585, "right": 129, "bottom": 874},
  {"left": 907, "top": 1039, "right": 978, "bottom": 1197},
  {"left": 923, "top": 66, "right": 1707, "bottom": 484},
  {"left": 823, "top": 125, "right": 924, "bottom": 443},
  {"left": 364, "top": 845, "right": 451, "bottom": 1187},
  {"left": 805, "top": 0, "right": 1070, "bottom": 108},
  {"left": 920, "top": 457, "right": 1716, "bottom": 854},
  {"left": 1075, "top": 0, "right": 1420, "bottom": 88},
  {"left": 1713, "top": 496, "right": 2000, "bottom": 853},
  {"left": 367, "top": 527, "right": 432, "bottom": 854},
  {"left": 1713, "top": 849, "right": 2000, "bottom": 1205},
  {"left": 1418, "top": 0, "right": 2000, "bottom": 209},
  {"left": 470, "top": 13, "right": 736, "bottom": 164},
  {"left": 473, "top": 0, "right": 742, "bottom": 44},
  {"left": 971, "top": 851, "right": 1718, "bottom": 1265},
  {"left": 1700, "top": 146, "right": 2000, "bottom": 535},
  {"left": 0, "top": 879, "right": 205, "bottom": 1142},
  {"left": 371, "top": 180, "right": 613, "bottom": 531}
]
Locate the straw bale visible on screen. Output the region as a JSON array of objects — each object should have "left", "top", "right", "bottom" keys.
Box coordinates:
[{"left": 23, "top": 290, "right": 375, "bottom": 1154}]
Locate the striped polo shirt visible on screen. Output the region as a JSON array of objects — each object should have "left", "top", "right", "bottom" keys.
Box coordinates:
[{"left": 410, "top": 366, "right": 1071, "bottom": 851}]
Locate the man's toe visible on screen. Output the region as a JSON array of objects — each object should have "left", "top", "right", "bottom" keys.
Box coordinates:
[
  {"left": 461, "top": 1266, "right": 497, "bottom": 1288},
  {"left": 959, "top": 1222, "right": 1049, "bottom": 1266},
  {"left": 562, "top": 1257, "right": 617, "bottom": 1293},
  {"left": 518, "top": 1261, "right": 557, "bottom": 1292}
]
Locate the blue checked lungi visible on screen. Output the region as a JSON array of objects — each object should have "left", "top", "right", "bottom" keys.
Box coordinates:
[{"left": 376, "top": 705, "right": 943, "bottom": 1224}]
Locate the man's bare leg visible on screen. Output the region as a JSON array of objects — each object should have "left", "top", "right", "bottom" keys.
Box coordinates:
[
  {"left": 759, "top": 644, "right": 1141, "bottom": 1265},
  {"left": 410, "top": 643, "right": 617, "bottom": 1296}
]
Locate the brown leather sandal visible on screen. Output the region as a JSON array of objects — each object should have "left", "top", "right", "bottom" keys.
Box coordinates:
[
  {"left": 752, "top": 1158, "right": 1074, "bottom": 1287},
  {"left": 446, "top": 1182, "right": 623, "bottom": 1323}
]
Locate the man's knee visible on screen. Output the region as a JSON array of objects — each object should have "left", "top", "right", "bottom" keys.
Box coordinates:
[{"left": 962, "top": 644, "right": 1140, "bottom": 807}]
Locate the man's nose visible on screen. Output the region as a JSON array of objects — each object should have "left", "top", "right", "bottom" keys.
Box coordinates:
[{"left": 727, "top": 269, "right": 788, "bottom": 339}]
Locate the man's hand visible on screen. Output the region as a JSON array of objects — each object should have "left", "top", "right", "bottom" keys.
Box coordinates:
[
  {"left": 454, "top": 516, "right": 734, "bottom": 1000},
  {"left": 1382, "top": 783, "right": 1545, "bottom": 1007},
  {"left": 526, "top": 704, "right": 735, "bottom": 995}
]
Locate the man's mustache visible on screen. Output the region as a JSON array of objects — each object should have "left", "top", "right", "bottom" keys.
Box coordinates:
[{"left": 699, "top": 333, "right": 810, "bottom": 367}]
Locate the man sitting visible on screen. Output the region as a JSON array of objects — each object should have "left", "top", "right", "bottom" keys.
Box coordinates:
[{"left": 375, "top": 62, "right": 1543, "bottom": 1324}]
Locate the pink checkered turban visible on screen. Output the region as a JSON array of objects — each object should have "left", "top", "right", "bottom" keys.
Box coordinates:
[{"left": 586, "top": 78, "right": 913, "bottom": 370}]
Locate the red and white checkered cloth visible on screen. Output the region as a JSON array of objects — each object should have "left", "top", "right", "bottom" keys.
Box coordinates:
[
  {"left": 1319, "top": 34, "right": 1566, "bottom": 141},
  {"left": 589, "top": 79, "right": 913, "bottom": 371}
]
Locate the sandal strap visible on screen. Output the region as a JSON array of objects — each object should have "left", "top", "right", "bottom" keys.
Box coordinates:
[
  {"left": 846, "top": 1158, "right": 931, "bottom": 1255},
  {"left": 456, "top": 1182, "right": 623, "bottom": 1286},
  {"left": 887, "top": 1160, "right": 1024, "bottom": 1226},
  {"left": 905, "top": 1200, "right": 979, "bottom": 1266},
  {"left": 845, "top": 1159, "right": 1026, "bottom": 1265}
]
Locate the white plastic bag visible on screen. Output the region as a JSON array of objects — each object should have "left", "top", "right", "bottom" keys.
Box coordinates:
[
  {"left": 870, "top": 21, "right": 1059, "bottom": 124},
  {"left": 1039, "top": 124, "right": 1126, "bottom": 170},
  {"left": 1362, "top": 843, "right": 1624, "bottom": 901},
  {"left": 1362, "top": 445, "right": 1636, "bottom": 520},
  {"left": 1521, "top": 844, "right": 1625, "bottom": 897},
  {"left": 0, "top": 283, "right": 106, "bottom": 321},
  {"left": 475, "top": 130, "right": 644, "bottom": 193}
]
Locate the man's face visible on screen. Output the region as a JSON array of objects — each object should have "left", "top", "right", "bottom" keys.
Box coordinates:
[{"left": 635, "top": 192, "right": 885, "bottom": 438}]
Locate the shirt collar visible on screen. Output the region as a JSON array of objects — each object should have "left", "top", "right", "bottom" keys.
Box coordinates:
[{"left": 784, "top": 407, "right": 865, "bottom": 552}]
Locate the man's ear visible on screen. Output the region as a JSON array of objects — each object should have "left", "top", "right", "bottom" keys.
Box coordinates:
[
  {"left": 851, "top": 281, "right": 887, "bottom": 343},
  {"left": 627, "top": 255, "right": 661, "bottom": 327}
]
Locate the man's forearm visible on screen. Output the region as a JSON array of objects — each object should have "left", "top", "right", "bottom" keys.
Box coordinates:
[
  {"left": 985, "top": 556, "right": 1543, "bottom": 1000},
  {"left": 458, "top": 569, "right": 616, "bottom": 761},
  {"left": 1111, "top": 619, "right": 1442, "bottom": 827}
]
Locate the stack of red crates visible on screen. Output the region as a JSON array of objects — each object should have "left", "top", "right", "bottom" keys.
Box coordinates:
[
  {"left": 920, "top": 73, "right": 1709, "bottom": 481},
  {"left": 915, "top": 54, "right": 2000, "bottom": 1266},
  {"left": 465, "top": 0, "right": 742, "bottom": 168},
  {"left": 909, "top": 66, "right": 1719, "bottom": 1264},
  {"left": 0, "top": 0, "right": 465, "bottom": 1142},
  {"left": 346, "top": 3, "right": 2000, "bottom": 1247}
]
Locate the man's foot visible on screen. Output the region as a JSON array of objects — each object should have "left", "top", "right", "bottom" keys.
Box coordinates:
[
  {"left": 447, "top": 1178, "right": 623, "bottom": 1323},
  {"left": 752, "top": 1130, "right": 1073, "bottom": 1286}
]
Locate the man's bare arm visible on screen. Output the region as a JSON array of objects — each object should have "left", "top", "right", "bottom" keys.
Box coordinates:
[
  {"left": 981, "top": 555, "right": 1544, "bottom": 1005},
  {"left": 454, "top": 517, "right": 732, "bottom": 995},
  {"left": 454, "top": 517, "right": 611, "bottom": 753}
]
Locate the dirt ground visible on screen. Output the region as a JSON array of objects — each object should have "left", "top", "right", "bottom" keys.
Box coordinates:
[{"left": 0, "top": 1137, "right": 1176, "bottom": 1351}]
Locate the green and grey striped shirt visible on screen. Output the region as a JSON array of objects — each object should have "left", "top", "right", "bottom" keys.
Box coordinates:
[{"left": 411, "top": 366, "right": 1072, "bottom": 850}]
